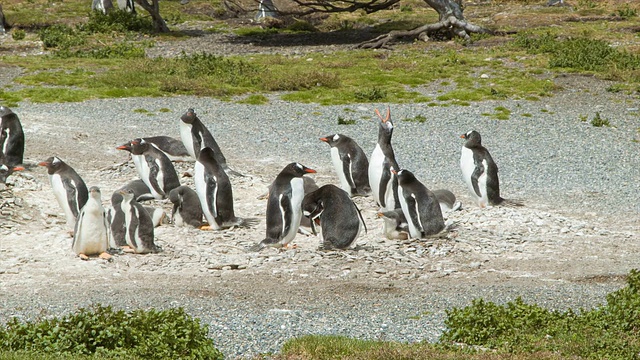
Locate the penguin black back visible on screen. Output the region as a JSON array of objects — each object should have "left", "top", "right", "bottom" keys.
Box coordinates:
[
  {"left": 38, "top": 156, "right": 89, "bottom": 221},
  {"left": 320, "top": 133, "right": 370, "bottom": 197},
  {"left": 394, "top": 168, "right": 445, "bottom": 238},
  {"left": 180, "top": 109, "right": 227, "bottom": 167}
]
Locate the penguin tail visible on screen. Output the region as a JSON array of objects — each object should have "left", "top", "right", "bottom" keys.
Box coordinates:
[
  {"left": 240, "top": 217, "right": 260, "bottom": 228},
  {"left": 451, "top": 201, "right": 463, "bottom": 212},
  {"left": 247, "top": 241, "right": 267, "bottom": 252},
  {"left": 226, "top": 167, "right": 246, "bottom": 177},
  {"left": 499, "top": 198, "right": 524, "bottom": 207}
]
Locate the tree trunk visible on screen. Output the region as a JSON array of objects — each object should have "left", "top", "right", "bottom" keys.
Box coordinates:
[
  {"left": 358, "top": 0, "right": 492, "bottom": 49},
  {"left": 0, "top": 5, "right": 7, "bottom": 34},
  {"left": 134, "top": 0, "right": 170, "bottom": 33}
]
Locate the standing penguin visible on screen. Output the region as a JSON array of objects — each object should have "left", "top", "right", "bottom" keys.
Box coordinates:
[
  {"left": 0, "top": 106, "right": 25, "bottom": 168},
  {"left": 302, "top": 184, "right": 366, "bottom": 250},
  {"left": 108, "top": 180, "right": 161, "bottom": 247},
  {"left": 168, "top": 185, "right": 203, "bottom": 228},
  {"left": 393, "top": 168, "right": 445, "bottom": 239},
  {"left": 249, "top": 162, "right": 316, "bottom": 252},
  {"left": 38, "top": 157, "right": 89, "bottom": 229},
  {"left": 73, "top": 186, "right": 113, "bottom": 260},
  {"left": 179, "top": 108, "right": 227, "bottom": 166},
  {"left": 194, "top": 147, "right": 249, "bottom": 229},
  {"left": 368, "top": 107, "right": 400, "bottom": 210},
  {"left": 118, "top": 188, "right": 160, "bottom": 254},
  {"left": 320, "top": 134, "right": 370, "bottom": 197},
  {"left": 460, "top": 130, "right": 523, "bottom": 208},
  {"left": 129, "top": 138, "right": 180, "bottom": 200}
]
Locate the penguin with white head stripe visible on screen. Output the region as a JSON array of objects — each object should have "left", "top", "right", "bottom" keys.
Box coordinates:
[
  {"left": 460, "top": 130, "right": 523, "bottom": 208},
  {"left": 249, "top": 162, "right": 316, "bottom": 252},
  {"left": 38, "top": 156, "right": 89, "bottom": 230},
  {"left": 319, "top": 134, "right": 370, "bottom": 197},
  {"left": 368, "top": 107, "right": 400, "bottom": 210},
  {"left": 392, "top": 167, "right": 445, "bottom": 239}
]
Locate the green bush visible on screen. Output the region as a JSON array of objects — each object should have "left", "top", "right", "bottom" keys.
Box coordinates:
[
  {"left": 81, "top": 10, "right": 153, "bottom": 34},
  {"left": 12, "top": 29, "right": 26, "bottom": 41},
  {"left": 38, "top": 24, "right": 85, "bottom": 49},
  {"left": 441, "top": 269, "right": 640, "bottom": 359},
  {"left": 590, "top": 112, "right": 611, "bottom": 127},
  {"left": 0, "top": 305, "right": 223, "bottom": 360}
]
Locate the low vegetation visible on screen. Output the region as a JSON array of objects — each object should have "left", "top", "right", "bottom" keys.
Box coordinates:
[
  {"left": 274, "top": 269, "right": 640, "bottom": 359},
  {"left": 0, "top": 0, "right": 638, "bottom": 106},
  {"left": 0, "top": 305, "right": 223, "bottom": 360}
]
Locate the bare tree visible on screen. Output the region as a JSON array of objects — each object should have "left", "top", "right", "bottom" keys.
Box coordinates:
[
  {"left": 134, "top": 0, "right": 170, "bottom": 32},
  {"left": 0, "top": 4, "right": 7, "bottom": 34},
  {"left": 289, "top": 0, "right": 492, "bottom": 48}
]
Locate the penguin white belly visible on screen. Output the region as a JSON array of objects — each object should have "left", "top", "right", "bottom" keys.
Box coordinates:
[
  {"left": 460, "top": 147, "right": 479, "bottom": 201},
  {"left": 194, "top": 161, "right": 220, "bottom": 229},
  {"left": 73, "top": 202, "right": 108, "bottom": 255},
  {"left": 369, "top": 145, "right": 385, "bottom": 206},
  {"left": 50, "top": 174, "right": 76, "bottom": 227},
  {"left": 330, "top": 147, "right": 350, "bottom": 194},
  {"left": 173, "top": 211, "right": 184, "bottom": 227},
  {"left": 281, "top": 177, "right": 304, "bottom": 244},
  {"left": 398, "top": 191, "right": 422, "bottom": 239},
  {"left": 179, "top": 122, "right": 196, "bottom": 158}
]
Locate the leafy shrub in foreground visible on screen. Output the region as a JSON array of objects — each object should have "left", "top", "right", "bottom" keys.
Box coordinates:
[
  {"left": 441, "top": 269, "right": 640, "bottom": 359},
  {"left": 38, "top": 24, "right": 85, "bottom": 49},
  {"left": 81, "top": 10, "right": 153, "bottom": 34},
  {"left": 0, "top": 305, "right": 223, "bottom": 360}
]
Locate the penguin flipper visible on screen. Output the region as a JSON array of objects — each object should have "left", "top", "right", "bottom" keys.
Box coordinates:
[
  {"left": 471, "top": 164, "right": 483, "bottom": 198},
  {"left": 62, "top": 177, "right": 80, "bottom": 218},
  {"left": 279, "top": 193, "right": 293, "bottom": 238},
  {"left": 145, "top": 156, "right": 164, "bottom": 197},
  {"left": 352, "top": 200, "right": 367, "bottom": 234},
  {"left": 405, "top": 194, "right": 424, "bottom": 237},
  {"left": 72, "top": 210, "right": 83, "bottom": 250},
  {"left": 378, "top": 167, "right": 391, "bottom": 208}
]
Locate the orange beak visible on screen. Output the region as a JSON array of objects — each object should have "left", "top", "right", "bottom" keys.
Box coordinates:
[
  {"left": 305, "top": 168, "right": 317, "bottom": 174},
  {"left": 37, "top": 161, "right": 48, "bottom": 167},
  {"left": 460, "top": 134, "right": 466, "bottom": 139},
  {"left": 319, "top": 137, "right": 329, "bottom": 142},
  {"left": 12, "top": 166, "right": 25, "bottom": 171}
]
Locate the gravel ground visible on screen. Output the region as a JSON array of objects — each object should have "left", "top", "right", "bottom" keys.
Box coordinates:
[{"left": 1, "top": 34, "right": 639, "bottom": 359}]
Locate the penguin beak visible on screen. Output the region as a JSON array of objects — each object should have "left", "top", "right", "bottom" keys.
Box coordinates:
[
  {"left": 304, "top": 168, "right": 317, "bottom": 174},
  {"left": 116, "top": 145, "right": 129, "bottom": 150},
  {"left": 390, "top": 167, "right": 397, "bottom": 175},
  {"left": 460, "top": 134, "right": 466, "bottom": 139},
  {"left": 319, "top": 137, "right": 329, "bottom": 143},
  {"left": 37, "top": 161, "right": 49, "bottom": 167},
  {"left": 376, "top": 212, "right": 384, "bottom": 218},
  {"left": 12, "top": 166, "right": 24, "bottom": 172}
]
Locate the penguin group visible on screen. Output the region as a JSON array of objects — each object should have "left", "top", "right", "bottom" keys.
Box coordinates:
[{"left": 3, "top": 103, "right": 523, "bottom": 260}]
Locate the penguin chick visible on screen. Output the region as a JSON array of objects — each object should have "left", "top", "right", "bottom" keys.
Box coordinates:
[{"left": 72, "top": 186, "right": 112, "bottom": 261}]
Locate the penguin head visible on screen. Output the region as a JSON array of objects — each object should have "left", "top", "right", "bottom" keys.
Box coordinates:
[
  {"left": 0, "top": 164, "right": 23, "bottom": 184},
  {"left": 375, "top": 106, "right": 393, "bottom": 133},
  {"left": 38, "top": 156, "right": 65, "bottom": 174},
  {"left": 319, "top": 134, "right": 342, "bottom": 147},
  {"left": 197, "top": 147, "right": 220, "bottom": 166},
  {"left": 0, "top": 105, "right": 14, "bottom": 118},
  {"left": 117, "top": 188, "right": 135, "bottom": 202},
  {"left": 89, "top": 186, "right": 102, "bottom": 200},
  {"left": 180, "top": 108, "right": 197, "bottom": 124},
  {"left": 116, "top": 141, "right": 133, "bottom": 153},
  {"left": 391, "top": 167, "right": 417, "bottom": 185},
  {"left": 130, "top": 138, "right": 149, "bottom": 154},
  {"left": 284, "top": 162, "right": 316, "bottom": 177},
  {"left": 461, "top": 130, "right": 482, "bottom": 147}
]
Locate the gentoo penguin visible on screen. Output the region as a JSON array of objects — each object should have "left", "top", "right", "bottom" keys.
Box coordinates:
[
  {"left": 432, "top": 189, "right": 463, "bottom": 213},
  {"left": 38, "top": 157, "right": 89, "bottom": 229},
  {"left": 118, "top": 188, "right": 160, "bottom": 254},
  {"left": 302, "top": 184, "right": 366, "bottom": 250},
  {"left": 194, "top": 147, "right": 249, "bottom": 229},
  {"left": 128, "top": 138, "right": 180, "bottom": 200},
  {"left": 0, "top": 164, "right": 23, "bottom": 187},
  {"left": 249, "top": 162, "right": 316, "bottom": 252},
  {"left": 179, "top": 108, "right": 227, "bottom": 165},
  {"left": 258, "top": 175, "right": 318, "bottom": 232},
  {"left": 168, "top": 185, "right": 203, "bottom": 228},
  {"left": 393, "top": 168, "right": 445, "bottom": 238},
  {"left": 376, "top": 209, "right": 409, "bottom": 240},
  {"left": 368, "top": 107, "right": 400, "bottom": 210},
  {"left": 142, "top": 136, "right": 191, "bottom": 162},
  {"left": 320, "top": 134, "right": 370, "bottom": 197},
  {"left": 460, "top": 130, "right": 523, "bottom": 208},
  {"left": 108, "top": 180, "right": 160, "bottom": 247},
  {"left": 0, "top": 106, "right": 25, "bottom": 168},
  {"left": 72, "top": 186, "right": 113, "bottom": 260}
]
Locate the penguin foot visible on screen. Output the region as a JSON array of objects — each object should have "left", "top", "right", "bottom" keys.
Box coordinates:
[
  {"left": 247, "top": 242, "right": 265, "bottom": 252},
  {"left": 199, "top": 224, "right": 213, "bottom": 230},
  {"left": 99, "top": 252, "right": 113, "bottom": 261},
  {"left": 78, "top": 253, "right": 89, "bottom": 261},
  {"left": 121, "top": 246, "right": 135, "bottom": 253}
]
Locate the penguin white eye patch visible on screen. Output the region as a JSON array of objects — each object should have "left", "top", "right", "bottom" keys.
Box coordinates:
[{"left": 332, "top": 134, "right": 339, "bottom": 141}]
